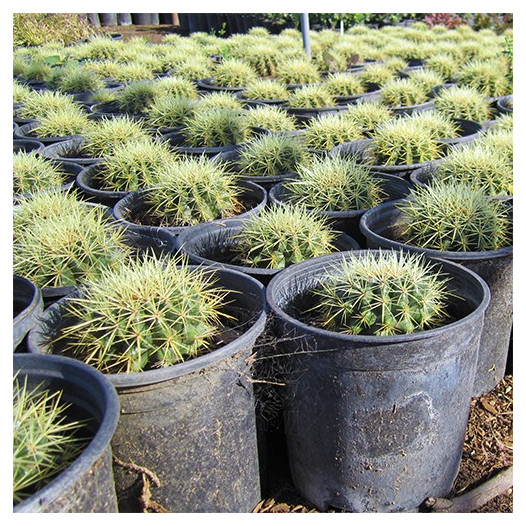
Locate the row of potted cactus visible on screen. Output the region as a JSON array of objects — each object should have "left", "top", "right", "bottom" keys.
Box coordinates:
[{"left": 14, "top": 20, "right": 512, "bottom": 514}]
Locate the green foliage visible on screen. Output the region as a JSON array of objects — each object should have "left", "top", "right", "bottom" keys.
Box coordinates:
[
  {"left": 303, "top": 113, "right": 364, "bottom": 150},
  {"left": 237, "top": 133, "right": 308, "bottom": 175},
  {"left": 57, "top": 255, "right": 232, "bottom": 373},
  {"left": 234, "top": 205, "right": 336, "bottom": 269},
  {"left": 13, "top": 375, "right": 87, "bottom": 504},
  {"left": 312, "top": 250, "right": 451, "bottom": 336},
  {"left": 13, "top": 13, "right": 94, "bottom": 46},
  {"left": 96, "top": 139, "right": 178, "bottom": 192},
  {"left": 145, "top": 156, "right": 243, "bottom": 227},
  {"left": 13, "top": 191, "right": 131, "bottom": 289},
  {"left": 396, "top": 181, "right": 511, "bottom": 251},
  {"left": 287, "top": 84, "right": 336, "bottom": 108},
  {"left": 182, "top": 108, "right": 249, "bottom": 147},
  {"left": 433, "top": 85, "right": 493, "bottom": 122},
  {"left": 372, "top": 119, "right": 443, "bottom": 165},
  {"left": 284, "top": 155, "right": 384, "bottom": 212},
  {"left": 13, "top": 152, "right": 67, "bottom": 196}
]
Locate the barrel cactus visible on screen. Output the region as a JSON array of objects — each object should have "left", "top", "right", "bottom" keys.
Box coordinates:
[
  {"left": 312, "top": 250, "right": 451, "bottom": 336},
  {"left": 234, "top": 205, "right": 336, "bottom": 269},
  {"left": 284, "top": 155, "right": 384, "bottom": 212},
  {"left": 395, "top": 181, "right": 512, "bottom": 251},
  {"left": 303, "top": 113, "right": 364, "bottom": 150},
  {"left": 56, "top": 255, "right": 232, "bottom": 373},
  {"left": 433, "top": 85, "right": 493, "bottom": 123},
  {"left": 287, "top": 84, "right": 336, "bottom": 109},
  {"left": 13, "top": 152, "right": 67, "bottom": 196}
]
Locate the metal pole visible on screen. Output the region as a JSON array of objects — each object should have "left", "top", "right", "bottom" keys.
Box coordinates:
[{"left": 300, "top": 13, "right": 311, "bottom": 59}]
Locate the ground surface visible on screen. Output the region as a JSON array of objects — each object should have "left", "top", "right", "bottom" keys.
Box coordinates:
[{"left": 96, "top": 24, "right": 513, "bottom": 513}]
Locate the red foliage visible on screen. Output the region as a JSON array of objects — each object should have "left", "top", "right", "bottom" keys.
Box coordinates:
[{"left": 423, "top": 13, "right": 464, "bottom": 28}]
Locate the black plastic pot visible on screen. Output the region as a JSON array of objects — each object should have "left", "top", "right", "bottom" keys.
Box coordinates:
[
  {"left": 283, "top": 103, "right": 349, "bottom": 125},
  {"left": 175, "top": 217, "right": 360, "bottom": 286},
  {"left": 13, "top": 121, "right": 83, "bottom": 146},
  {"left": 439, "top": 118, "right": 482, "bottom": 147},
  {"left": 196, "top": 77, "right": 247, "bottom": 93},
  {"left": 331, "top": 138, "right": 445, "bottom": 180},
  {"left": 13, "top": 138, "right": 44, "bottom": 154},
  {"left": 13, "top": 275, "right": 44, "bottom": 353},
  {"left": 112, "top": 179, "right": 267, "bottom": 240},
  {"left": 268, "top": 173, "right": 414, "bottom": 246},
  {"left": 359, "top": 200, "right": 513, "bottom": 397},
  {"left": 27, "top": 267, "right": 267, "bottom": 512},
  {"left": 13, "top": 353, "right": 120, "bottom": 512},
  {"left": 75, "top": 163, "right": 130, "bottom": 207},
  {"left": 212, "top": 147, "right": 298, "bottom": 190},
  {"left": 265, "top": 249, "right": 490, "bottom": 512},
  {"left": 163, "top": 130, "right": 241, "bottom": 158},
  {"left": 496, "top": 95, "right": 513, "bottom": 115},
  {"left": 40, "top": 137, "right": 105, "bottom": 166}
]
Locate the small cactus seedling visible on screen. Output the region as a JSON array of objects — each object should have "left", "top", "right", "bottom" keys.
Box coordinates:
[
  {"left": 323, "top": 73, "right": 365, "bottom": 97},
  {"left": 82, "top": 116, "right": 150, "bottom": 158},
  {"left": 311, "top": 250, "right": 451, "bottom": 336},
  {"left": 380, "top": 78, "right": 429, "bottom": 108},
  {"left": 344, "top": 100, "right": 394, "bottom": 137},
  {"left": 182, "top": 108, "right": 249, "bottom": 147},
  {"left": 13, "top": 152, "right": 67, "bottom": 196},
  {"left": 57, "top": 255, "right": 232, "bottom": 373},
  {"left": 145, "top": 156, "right": 243, "bottom": 227},
  {"left": 241, "top": 105, "right": 298, "bottom": 132},
  {"left": 96, "top": 139, "right": 178, "bottom": 192},
  {"left": 14, "top": 191, "right": 131, "bottom": 289},
  {"left": 33, "top": 106, "right": 93, "bottom": 138},
  {"left": 234, "top": 205, "right": 337, "bottom": 269},
  {"left": 372, "top": 118, "right": 443, "bottom": 165},
  {"left": 211, "top": 58, "right": 258, "bottom": 87},
  {"left": 241, "top": 79, "right": 290, "bottom": 101},
  {"left": 302, "top": 113, "right": 364, "bottom": 150},
  {"left": 277, "top": 59, "right": 322, "bottom": 84},
  {"left": 13, "top": 374, "right": 87, "bottom": 504},
  {"left": 395, "top": 181, "right": 512, "bottom": 251},
  {"left": 237, "top": 133, "right": 309, "bottom": 176},
  {"left": 287, "top": 84, "right": 336, "bottom": 109},
  {"left": 144, "top": 95, "right": 198, "bottom": 130},
  {"left": 284, "top": 155, "right": 385, "bottom": 212},
  {"left": 434, "top": 144, "right": 513, "bottom": 196},
  {"left": 433, "top": 85, "right": 493, "bottom": 123}
]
